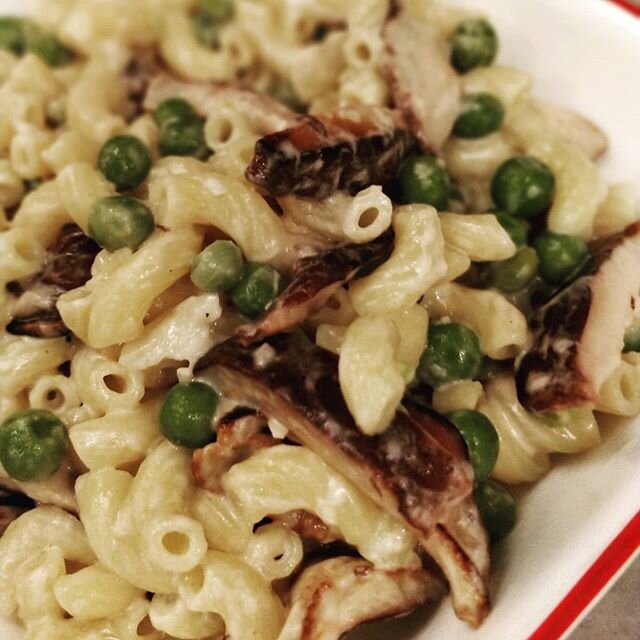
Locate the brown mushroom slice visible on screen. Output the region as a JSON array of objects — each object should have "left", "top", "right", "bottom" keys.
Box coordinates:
[
  {"left": 245, "top": 107, "right": 416, "bottom": 200},
  {"left": 6, "top": 224, "right": 100, "bottom": 339},
  {"left": 236, "top": 232, "right": 393, "bottom": 345},
  {"left": 191, "top": 407, "right": 275, "bottom": 492},
  {"left": 144, "top": 75, "right": 300, "bottom": 133},
  {"left": 517, "top": 222, "right": 640, "bottom": 412},
  {"left": 196, "top": 335, "right": 490, "bottom": 626},
  {"left": 278, "top": 557, "right": 445, "bottom": 640},
  {"left": 382, "top": 8, "right": 461, "bottom": 153}
]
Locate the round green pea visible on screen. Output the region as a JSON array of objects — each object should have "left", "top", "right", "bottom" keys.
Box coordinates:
[
  {"left": 488, "top": 246, "right": 539, "bottom": 293},
  {"left": 158, "top": 117, "right": 209, "bottom": 159},
  {"left": 398, "top": 154, "right": 451, "bottom": 211},
  {"left": 0, "top": 409, "right": 68, "bottom": 482},
  {"left": 494, "top": 211, "right": 530, "bottom": 247},
  {"left": 98, "top": 135, "right": 153, "bottom": 191},
  {"left": 534, "top": 230, "right": 589, "bottom": 285},
  {"left": 623, "top": 325, "right": 640, "bottom": 353},
  {"left": 231, "top": 262, "right": 284, "bottom": 319},
  {"left": 445, "top": 410, "right": 499, "bottom": 482},
  {"left": 88, "top": 196, "right": 155, "bottom": 251},
  {"left": 450, "top": 18, "right": 498, "bottom": 73},
  {"left": 491, "top": 156, "right": 555, "bottom": 218},
  {"left": 23, "top": 22, "right": 73, "bottom": 67},
  {"left": 191, "top": 240, "right": 244, "bottom": 293},
  {"left": 0, "top": 17, "right": 25, "bottom": 54},
  {"left": 474, "top": 479, "right": 516, "bottom": 543},
  {"left": 454, "top": 93, "right": 504, "bottom": 138},
  {"left": 160, "top": 382, "right": 219, "bottom": 448},
  {"left": 192, "top": 11, "right": 223, "bottom": 49},
  {"left": 198, "top": 0, "right": 234, "bottom": 21},
  {"left": 417, "top": 322, "right": 484, "bottom": 388},
  {"left": 154, "top": 98, "right": 199, "bottom": 127}
]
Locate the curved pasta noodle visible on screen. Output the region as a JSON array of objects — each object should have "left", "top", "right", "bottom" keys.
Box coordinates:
[
  {"left": 339, "top": 316, "right": 405, "bottom": 435},
  {"left": 0, "top": 506, "right": 96, "bottom": 616},
  {"left": 423, "top": 282, "right": 530, "bottom": 360},
  {"left": 149, "top": 593, "right": 225, "bottom": 640},
  {"left": 0, "top": 336, "right": 72, "bottom": 400},
  {"left": 69, "top": 399, "right": 162, "bottom": 470},
  {"left": 66, "top": 52, "right": 127, "bottom": 145},
  {"left": 280, "top": 186, "right": 394, "bottom": 244},
  {"left": 596, "top": 352, "right": 640, "bottom": 417},
  {"left": 223, "top": 444, "right": 420, "bottom": 569},
  {"left": 349, "top": 204, "right": 447, "bottom": 316},
  {"left": 159, "top": 9, "right": 234, "bottom": 81},
  {"left": 58, "top": 229, "right": 202, "bottom": 348},
  {"left": 478, "top": 375, "right": 601, "bottom": 484},
  {"left": 438, "top": 213, "right": 516, "bottom": 263},
  {"left": 180, "top": 550, "right": 285, "bottom": 640},
  {"left": 53, "top": 563, "right": 143, "bottom": 620},
  {"left": 76, "top": 442, "right": 205, "bottom": 593},
  {"left": 148, "top": 170, "right": 294, "bottom": 263}
]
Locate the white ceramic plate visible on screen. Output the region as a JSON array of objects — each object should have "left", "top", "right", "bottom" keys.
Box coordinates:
[{"left": 1, "top": 1, "right": 639, "bottom": 639}]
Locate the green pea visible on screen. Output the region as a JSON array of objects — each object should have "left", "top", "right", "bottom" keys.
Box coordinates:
[
  {"left": 88, "top": 196, "right": 155, "bottom": 251},
  {"left": 192, "top": 11, "right": 223, "bottom": 49},
  {"left": 0, "top": 17, "right": 25, "bottom": 55},
  {"left": 98, "top": 135, "right": 153, "bottom": 191},
  {"left": 0, "top": 409, "right": 68, "bottom": 482},
  {"left": 198, "top": 0, "right": 234, "bottom": 21},
  {"left": 445, "top": 410, "right": 499, "bottom": 482},
  {"left": 450, "top": 18, "right": 498, "bottom": 73},
  {"left": 160, "top": 382, "right": 219, "bottom": 448},
  {"left": 191, "top": 240, "right": 244, "bottom": 293},
  {"left": 533, "top": 230, "right": 589, "bottom": 285},
  {"left": 494, "top": 211, "right": 529, "bottom": 247},
  {"left": 491, "top": 155, "right": 555, "bottom": 218},
  {"left": 474, "top": 479, "right": 516, "bottom": 543},
  {"left": 454, "top": 93, "right": 504, "bottom": 138},
  {"left": 398, "top": 154, "right": 451, "bottom": 211},
  {"left": 231, "top": 262, "right": 284, "bottom": 319},
  {"left": 154, "top": 98, "right": 199, "bottom": 127},
  {"left": 623, "top": 325, "right": 640, "bottom": 353},
  {"left": 417, "top": 322, "right": 484, "bottom": 387},
  {"left": 270, "top": 78, "right": 306, "bottom": 113},
  {"left": 23, "top": 22, "right": 73, "bottom": 67},
  {"left": 488, "top": 246, "right": 539, "bottom": 293},
  {"left": 158, "top": 117, "right": 209, "bottom": 159}
]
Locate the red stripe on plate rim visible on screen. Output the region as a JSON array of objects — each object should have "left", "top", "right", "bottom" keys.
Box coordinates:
[
  {"left": 527, "top": 511, "right": 640, "bottom": 640},
  {"left": 608, "top": 0, "right": 640, "bottom": 16}
]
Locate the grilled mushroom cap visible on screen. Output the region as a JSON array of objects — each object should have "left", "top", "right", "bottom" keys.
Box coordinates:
[
  {"left": 196, "top": 334, "right": 490, "bottom": 626},
  {"left": 516, "top": 221, "right": 640, "bottom": 411},
  {"left": 6, "top": 224, "right": 100, "bottom": 339},
  {"left": 278, "top": 556, "right": 444, "bottom": 640},
  {"left": 245, "top": 107, "right": 416, "bottom": 200}
]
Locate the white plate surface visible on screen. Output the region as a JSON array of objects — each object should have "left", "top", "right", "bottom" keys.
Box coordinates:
[{"left": 1, "top": 1, "right": 639, "bottom": 639}]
